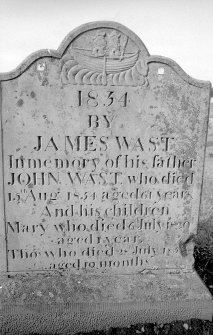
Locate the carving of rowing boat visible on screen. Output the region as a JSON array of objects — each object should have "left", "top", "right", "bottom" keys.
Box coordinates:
[{"left": 72, "top": 49, "right": 139, "bottom": 74}]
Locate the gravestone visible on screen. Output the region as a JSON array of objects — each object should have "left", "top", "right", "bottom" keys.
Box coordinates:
[{"left": 0, "top": 22, "right": 212, "bottom": 334}]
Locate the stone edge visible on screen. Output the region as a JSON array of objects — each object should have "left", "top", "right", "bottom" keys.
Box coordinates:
[
  {"left": 0, "top": 21, "right": 211, "bottom": 89},
  {"left": 0, "top": 83, "right": 7, "bottom": 272},
  {"left": 0, "top": 300, "right": 212, "bottom": 323}
]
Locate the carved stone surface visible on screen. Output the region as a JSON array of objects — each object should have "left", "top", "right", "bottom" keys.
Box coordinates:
[
  {"left": 0, "top": 22, "right": 212, "bottom": 332},
  {"left": 60, "top": 28, "right": 149, "bottom": 86}
]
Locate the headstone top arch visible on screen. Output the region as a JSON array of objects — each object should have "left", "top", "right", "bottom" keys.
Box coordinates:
[{"left": 0, "top": 21, "right": 209, "bottom": 89}]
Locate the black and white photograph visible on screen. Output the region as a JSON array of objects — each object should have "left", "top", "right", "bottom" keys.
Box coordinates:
[{"left": 0, "top": 1, "right": 213, "bottom": 334}]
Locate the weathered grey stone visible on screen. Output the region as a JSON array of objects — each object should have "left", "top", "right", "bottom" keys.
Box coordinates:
[
  {"left": 0, "top": 22, "right": 212, "bottom": 333},
  {"left": 200, "top": 104, "right": 213, "bottom": 221}
]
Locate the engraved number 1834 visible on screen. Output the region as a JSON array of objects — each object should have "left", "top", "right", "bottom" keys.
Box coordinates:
[{"left": 77, "top": 90, "right": 129, "bottom": 108}]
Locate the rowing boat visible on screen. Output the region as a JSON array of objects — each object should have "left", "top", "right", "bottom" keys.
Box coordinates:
[{"left": 72, "top": 49, "right": 139, "bottom": 74}]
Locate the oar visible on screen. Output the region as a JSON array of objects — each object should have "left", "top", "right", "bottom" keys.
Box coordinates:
[
  {"left": 102, "top": 55, "right": 107, "bottom": 85},
  {"left": 120, "top": 36, "right": 128, "bottom": 60}
]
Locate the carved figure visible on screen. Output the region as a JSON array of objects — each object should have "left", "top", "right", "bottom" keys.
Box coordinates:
[
  {"left": 60, "top": 29, "right": 149, "bottom": 86},
  {"left": 107, "top": 31, "right": 121, "bottom": 57},
  {"left": 92, "top": 32, "right": 107, "bottom": 56}
]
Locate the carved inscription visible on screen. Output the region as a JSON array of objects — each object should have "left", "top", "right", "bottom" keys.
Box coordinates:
[
  {"left": 3, "top": 83, "right": 197, "bottom": 273},
  {"left": 2, "top": 25, "right": 209, "bottom": 274}
]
